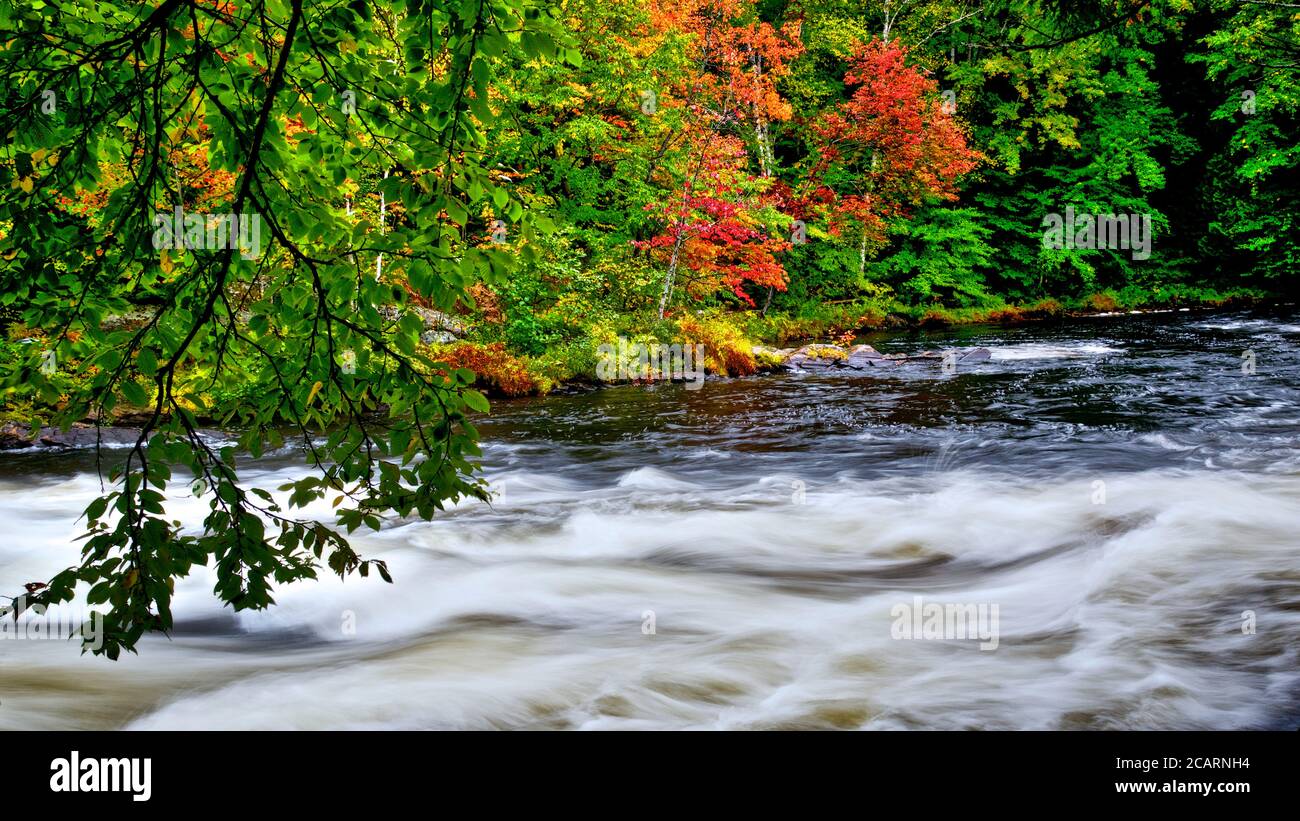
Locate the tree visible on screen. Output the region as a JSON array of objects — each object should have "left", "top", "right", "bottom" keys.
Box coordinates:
[
  {"left": 1192, "top": 0, "right": 1300, "bottom": 285},
  {"left": 636, "top": 134, "right": 788, "bottom": 308},
  {"left": 641, "top": 0, "right": 802, "bottom": 316},
  {"left": 0, "top": 0, "right": 570, "bottom": 657},
  {"left": 810, "top": 38, "right": 980, "bottom": 277}
]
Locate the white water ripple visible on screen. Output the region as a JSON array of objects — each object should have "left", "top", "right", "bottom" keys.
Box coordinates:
[{"left": 1, "top": 461, "right": 1296, "bottom": 730}]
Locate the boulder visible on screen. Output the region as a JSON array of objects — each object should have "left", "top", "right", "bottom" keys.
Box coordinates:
[
  {"left": 783, "top": 344, "right": 848, "bottom": 371},
  {"left": 766, "top": 342, "right": 995, "bottom": 373},
  {"left": 414, "top": 307, "right": 469, "bottom": 337},
  {"left": 0, "top": 422, "right": 222, "bottom": 450},
  {"left": 846, "top": 344, "right": 882, "bottom": 357},
  {"left": 1, "top": 423, "right": 141, "bottom": 450},
  {"left": 0, "top": 423, "right": 31, "bottom": 450},
  {"left": 420, "top": 330, "right": 458, "bottom": 344},
  {"left": 752, "top": 345, "right": 792, "bottom": 371},
  {"left": 40, "top": 426, "right": 144, "bottom": 448},
  {"left": 844, "top": 344, "right": 885, "bottom": 370}
]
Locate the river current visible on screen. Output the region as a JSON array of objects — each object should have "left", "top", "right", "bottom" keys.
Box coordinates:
[{"left": 2, "top": 309, "right": 1298, "bottom": 729}]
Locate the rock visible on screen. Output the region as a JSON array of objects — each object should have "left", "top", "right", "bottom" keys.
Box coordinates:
[
  {"left": 844, "top": 344, "right": 885, "bottom": 370},
  {"left": 783, "top": 344, "right": 849, "bottom": 371},
  {"left": 0, "top": 423, "right": 31, "bottom": 450},
  {"left": 752, "top": 345, "right": 791, "bottom": 371},
  {"left": 41, "top": 426, "right": 144, "bottom": 448},
  {"left": 788, "top": 355, "right": 837, "bottom": 370},
  {"left": 0, "top": 422, "right": 221, "bottom": 450},
  {"left": 100, "top": 310, "right": 158, "bottom": 332},
  {"left": 769, "top": 342, "right": 995, "bottom": 374},
  {"left": 386, "top": 307, "right": 469, "bottom": 341},
  {"left": 1, "top": 423, "right": 141, "bottom": 450},
  {"left": 801, "top": 344, "right": 849, "bottom": 360},
  {"left": 412, "top": 307, "right": 469, "bottom": 337}
]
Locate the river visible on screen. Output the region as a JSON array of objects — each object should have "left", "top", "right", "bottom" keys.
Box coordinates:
[{"left": 2, "top": 309, "right": 1298, "bottom": 729}]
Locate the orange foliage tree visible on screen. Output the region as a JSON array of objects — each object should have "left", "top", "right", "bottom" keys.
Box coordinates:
[{"left": 810, "top": 39, "right": 981, "bottom": 275}]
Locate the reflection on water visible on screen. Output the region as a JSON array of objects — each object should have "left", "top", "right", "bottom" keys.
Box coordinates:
[{"left": 2, "top": 309, "right": 1299, "bottom": 729}]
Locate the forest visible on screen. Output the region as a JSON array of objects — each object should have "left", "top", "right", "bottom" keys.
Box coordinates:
[{"left": 1, "top": 0, "right": 1297, "bottom": 655}]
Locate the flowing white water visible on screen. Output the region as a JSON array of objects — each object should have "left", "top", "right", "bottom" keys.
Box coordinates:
[{"left": 1, "top": 311, "right": 1298, "bottom": 729}]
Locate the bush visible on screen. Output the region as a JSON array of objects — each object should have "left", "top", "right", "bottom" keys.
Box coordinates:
[
  {"left": 504, "top": 314, "right": 565, "bottom": 356},
  {"left": 428, "top": 342, "right": 538, "bottom": 397},
  {"left": 528, "top": 339, "right": 601, "bottom": 386},
  {"left": 1084, "top": 292, "right": 1120, "bottom": 312},
  {"left": 676, "top": 314, "right": 757, "bottom": 376},
  {"left": 0, "top": 334, "right": 95, "bottom": 423}
]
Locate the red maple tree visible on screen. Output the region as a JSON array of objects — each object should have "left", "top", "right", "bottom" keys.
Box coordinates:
[
  {"left": 810, "top": 39, "right": 981, "bottom": 270},
  {"left": 637, "top": 135, "right": 788, "bottom": 309}
]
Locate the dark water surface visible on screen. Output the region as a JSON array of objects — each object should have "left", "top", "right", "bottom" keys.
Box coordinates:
[{"left": 2, "top": 309, "right": 1298, "bottom": 729}]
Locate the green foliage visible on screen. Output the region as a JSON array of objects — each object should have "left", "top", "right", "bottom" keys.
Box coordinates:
[
  {"left": 0, "top": 0, "right": 569, "bottom": 657},
  {"left": 866, "top": 208, "right": 997, "bottom": 306},
  {"left": 1191, "top": 0, "right": 1300, "bottom": 283}
]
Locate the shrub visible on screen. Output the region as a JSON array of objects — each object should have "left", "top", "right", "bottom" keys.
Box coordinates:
[
  {"left": 1024, "top": 298, "right": 1065, "bottom": 319},
  {"left": 429, "top": 342, "right": 537, "bottom": 397},
  {"left": 802, "top": 344, "right": 848, "bottom": 360},
  {"left": 466, "top": 283, "right": 505, "bottom": 325},
  {"left": 676, "top": 314, "right": 757, "bottom": 376},
  {"left": 529, "top": 339, "right": 601, "bottom": 386},
  {"left": 918, "top": 308, "right": 955, "bottom": 328},
  {"left": 504, "top": 314, "right": 565, "bottom": 356},
  {"left": 1084, "top": 292, "right": 1119, "bottom": 312},
  {"left": 751, "top": 346, "right": 787, "bottom": 370}
]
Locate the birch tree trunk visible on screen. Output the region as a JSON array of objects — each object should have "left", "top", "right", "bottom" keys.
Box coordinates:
[
  {"left": 658, "top": 227, "right": 686, "bottom": 320},
  {"left": 375, "top": 168, "right": 389, "bottom": 280}
]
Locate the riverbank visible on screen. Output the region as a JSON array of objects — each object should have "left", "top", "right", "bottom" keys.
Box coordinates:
[
  {"left": 0, "top": 292, "right": 1280, "bottom": 446},
  {"left": 440, "top": 289, "right": 1272, "bottom": 398}
]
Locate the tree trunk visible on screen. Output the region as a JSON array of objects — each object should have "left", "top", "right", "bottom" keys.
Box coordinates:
[
  {"left": 375, "top": 168, "right": 389, "bottom": 280},
  {"left": 752, "top": 54, "right": 774, "bottom": 179},
  {"left": 658, "top": 228, "right": 685, "bottom": 319}
]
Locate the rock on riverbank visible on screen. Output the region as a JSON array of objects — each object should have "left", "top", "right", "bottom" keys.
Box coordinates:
[
  {"left": 0, "top": 422, "right": 149, "bottom": 450},
  {"left": 0, "top": 422, "right": 231, "bottom": 451},
  {"left": 760, "top": 343, "right": 992, "bottom": 372}
]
